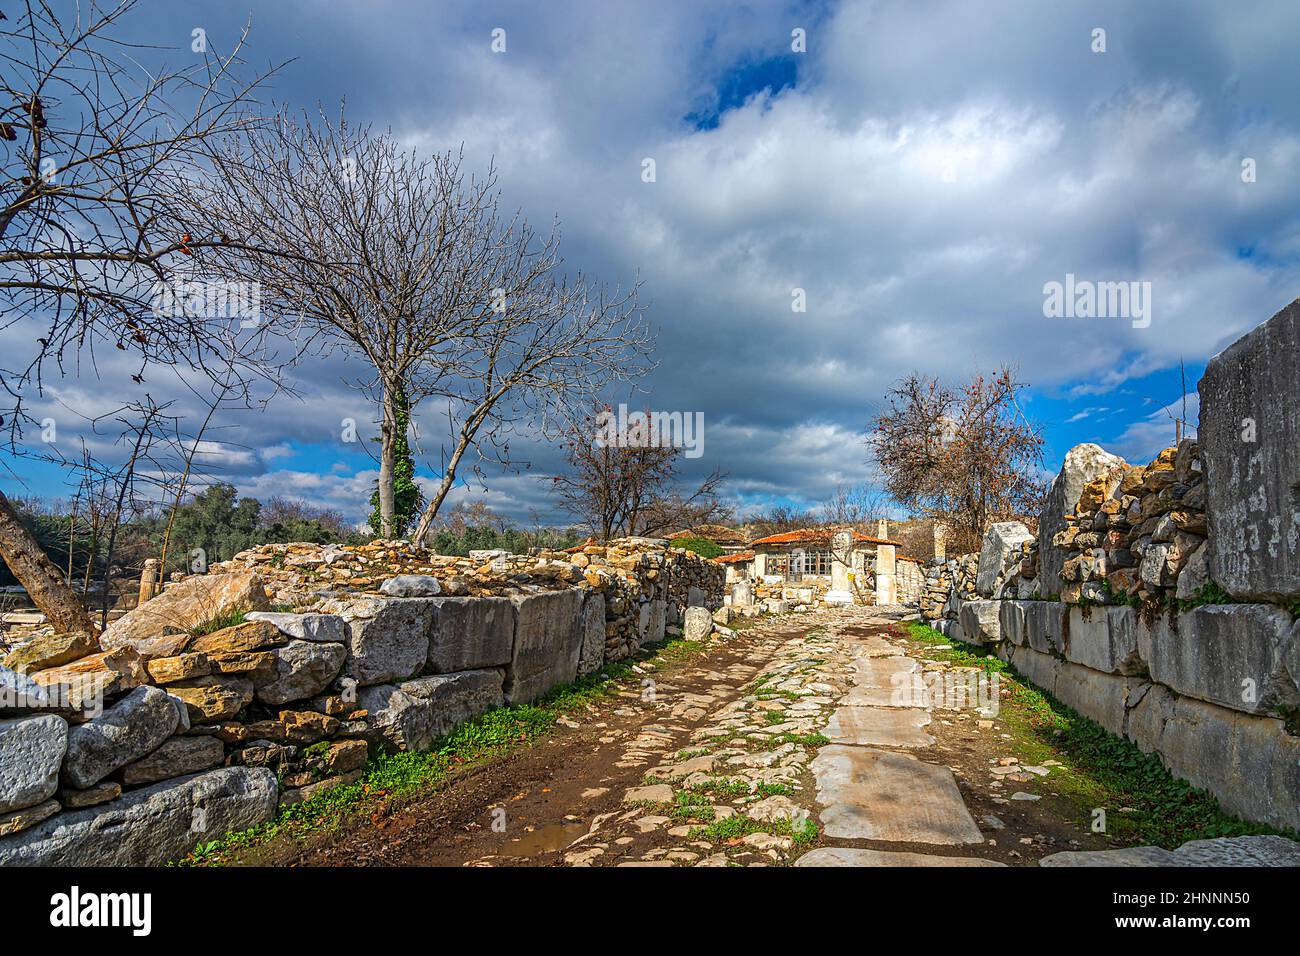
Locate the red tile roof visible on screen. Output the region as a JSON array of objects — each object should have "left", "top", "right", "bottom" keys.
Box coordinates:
[
  {"left": 748, "top": 528, "right": 901, "bottom": 547},
  {"left": 712, "top": 551, "right": 755, "bottom": 564}
]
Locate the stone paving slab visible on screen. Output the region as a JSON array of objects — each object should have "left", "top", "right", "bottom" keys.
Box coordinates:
[
  {"left": 810, "top": 746, "right": 984, "bottom": 844},
  {"left": 823, "top": 706, "right": 934, "bottom": 748},
  {"left": 795, "top": 847, "right": 1005, "bottom": 867},
  {"left": 842, "top": 682, "right": 930, "bottom": 708},
  {"left": 852, "top": 657, "right": 919, "bottom": 686},
  {"left": 1039, "top": 835, "right": 1300, "bottom": 867}
]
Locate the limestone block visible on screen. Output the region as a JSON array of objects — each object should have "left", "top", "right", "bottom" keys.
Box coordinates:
[
  {"left": 576, "top": 593, "right": 606, "bottom": 678},
  {"left": 254, "top": 640, "right": 346, "bottom": 706},
  {"left": 1063, "top": 606, "right": 1145, "bottom": 675},
  {"left": 425, "top": 597, "right": 514, "bottom": 673},
  {"left": 505, "top": 589, "right": 584, "bottom": 704},
  {"left": 976, "top": 522, "right": 1033, "bottom": 596},
  {"left": 1199, "top": 299, "right": 1300, "bottom": 601},
  {"left": 100, "top": 569, "right": 270, "bottom": 659},
  {"left": 359, "top": 668, "right": 505, "bottom": 752},
  {"left": 0, "top": 715, "right": 67, "bottom": 813},
  {"left": 336, "top": 597, "right": 432, "bottom": 687},
  {"left": 0, "top": 767, "right": 278, "bottom": 866},
  {"left": 61, "top": 685, "right": 179, "bottom": 788},
  {"left": 957, "top": 600, "right": 1001, "bottom": 645},
  {"left": 1039, "top": 444, "right": 1126, "bottom": 597}
]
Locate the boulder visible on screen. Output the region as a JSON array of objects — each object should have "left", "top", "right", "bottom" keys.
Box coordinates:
[
  {"left": 254, "top": 641, "right": 346, "bottom": 706},
  {"left": 379, "top": 575, "right": 442, "bottom": 597},
  {"left": 2, "top": 631, "right": 97, "bottom": 673},
  {"left": 359, "top": 669, "right": 505, "bottom": 752},
  {"left": 505, "top": 590, "right": 584, "bottom": 704},
  {"left": 426, "top": 597, "right": 514, "bottom": 673},
  {"left": 61, "top": 686, "right": 179, "bottom": 788},
  {"left": 682, "top": 606, "right": 713, "bottom": 642},
  {"left": 245, "top": 611, "right": 346, "bottom": 643},
  {"left": 333, "top": 597, "right": 431, "bottom": 687},
  {"left": 1199, "top": 299, "right": 1300, "bottom": 601},
  {"left": 576, "top": 593, "right": 606, "bottom": 678},
  {"left": 1038, "top": 444, "right": 1126, "bottom": 597},
  {"left": 145, "top": 652, "right": 212, "bottom": 684},
  {"left": 0, "top": 715, "right": 67, "bottom": 813},
  {"left": 100, "top": 570, "right": 270, "bottom": 658},
  {"left": 0, "top": 766, "right": 278, "bottom": 866},
  {"left": 166, "top": 676, "right": 254, "bottom": 723},
  {"left": 975, "top": 522, "right": 1033, "bottom": 597}
]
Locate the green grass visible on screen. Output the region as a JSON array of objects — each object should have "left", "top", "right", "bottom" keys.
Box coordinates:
[
  {"left": 175, "top": 633, "right": 708, "bottom": 866},
  {"left": 688, "top": 811, "right": 819, "bottom": 849},
  {"left": 190, "top": 608, "right": 248, "bottom": 636},
  {"left": 903, "top": 620, "right": 1298, "bottom": 848}
]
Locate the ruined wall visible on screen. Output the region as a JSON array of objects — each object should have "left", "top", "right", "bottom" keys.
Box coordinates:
[
  {"left": 0, "top": 538, "right": 723, "bottom": 865},
  {"left": 918, "top": 301, "right": 1300, "bottom": 832}
]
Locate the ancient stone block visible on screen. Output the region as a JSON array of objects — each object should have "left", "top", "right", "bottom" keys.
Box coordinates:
[
  {"left": 1023, "top": 601, "right": 1067, "bottom": 656},
  {"left": 1199, "top": 299, "right": 1300, "bottom": 601},
  {"left": 1062, "top": 606, "right": 1145, "bottom": 675},
  {"left": 358, "top": 668, "right": 504, "bottom": 752},
  {"left": 2, "top": 631, "right": 96, "bottom": 673},
  {"left": 998, "top": 601, "right": 1029, "bottom": 647},
  {"left": 254, "top": 640, "right": 346, "bottom": 705},
  {"left": 1144, "top": 604, "right": 1296, "bottom": 716},
  {"left": 957, "top": 600, "right": 1001, "bottom": 645},
  {"left": 682, "top": 606, "right": 713, "bottom": 642},
  {"left": 426, "top": 596, "right": 514, "bottom": 673},
  {"left": 167, "top": 676, "right": 254, "bottom": 723},
  {"left": 505, "top": 589, "right": 584, "bottom": 704},
  {"left": 245, "top": 611, "right": 346, "bottom": 643},
  {"left": 337, "top": 597, "right": 432, "bottom": 687},
  {"left": 0, "top": 766, "right": 278, "bottom": 866},
  {"left": 976, "top": 522, "right": 1033, "bottom": 596},
  {"left": 577, "top": 593, "right": 606, "bottom": 678}
]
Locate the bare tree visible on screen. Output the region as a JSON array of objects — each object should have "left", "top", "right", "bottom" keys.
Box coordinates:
[
  {"left": 868, "top": 366, "right": 1046, "bottom": 553},
  {"left": 550, "top": 406, "right": 726, "bottom": 540},
  {"left": 0, "top": 1, "right": 275, "bottom": 630},
  {"left": 191, "top": 108, "right": 654, "bottom": 542},
  {"left": 821, "top": 482, "right": 889, "bottom": 528}
]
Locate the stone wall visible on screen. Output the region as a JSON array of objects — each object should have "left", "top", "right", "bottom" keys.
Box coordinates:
[
  {"left": 0, "top": 538, "right": 724, "bottom": 865},
  {"left": 918, "top": 301, "right": 1300, "bottom": 832}
]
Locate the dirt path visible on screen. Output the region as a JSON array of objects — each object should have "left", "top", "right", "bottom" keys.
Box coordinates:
[{"left": 270, "top": 606, "right": 1110, "bottom": 867}]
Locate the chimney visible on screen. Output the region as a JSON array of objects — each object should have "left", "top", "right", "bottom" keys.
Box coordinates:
[{"left": 876, "top": 518, "right": 889, "bottom": 540}]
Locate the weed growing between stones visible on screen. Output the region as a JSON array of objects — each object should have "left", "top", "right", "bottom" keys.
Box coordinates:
[{"left": 903, "top": 621, "right": 1298, "bottom": 849}]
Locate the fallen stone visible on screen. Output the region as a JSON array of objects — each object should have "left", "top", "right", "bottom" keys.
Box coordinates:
[
  {"left": 254, "top": 640, "right": 346, "bottom": 706},
  {"left": 29, "top": 647, "right": 148, "bottom": 708},
  {"left": 0, "top": 766, "right": 278, "bottom": 866},
  {"left": 62, "top": 685, "right": 179, "bottom": 788},
  {"left": 100, "top": 570, "right": 270, "bottom": 659},
  {"left": 120, "top": 735, "right": 224, "bottom": 786},
  {"left": 0, "top": 715, "right": 67, "bottom": 813},
  {"left": 682, "top": 606, "right": 713, "bottom": 642}
]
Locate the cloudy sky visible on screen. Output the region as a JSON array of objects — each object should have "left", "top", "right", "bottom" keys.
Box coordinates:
[{"left": 6, "top": 0, "right": 1300, "bottom": 527}]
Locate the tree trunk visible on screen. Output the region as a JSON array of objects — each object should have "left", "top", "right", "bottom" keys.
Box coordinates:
[
  {"left": 0, "top": 489, "right": 93, "bottom": 634},
  {"left": 411, "top": 432, "right": 474, "bottom": 547},
  {"left": 377, "top": 384, "right": 397, "bottom": 539}
]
